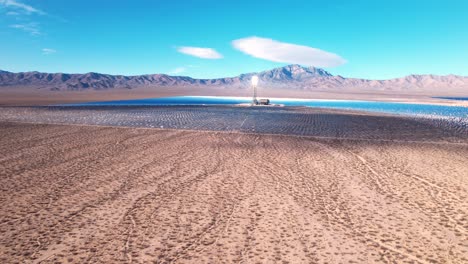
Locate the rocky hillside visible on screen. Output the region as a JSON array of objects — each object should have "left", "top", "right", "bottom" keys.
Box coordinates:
[{"left": 1, "top": 65, "right": 467, "bottom": 91}]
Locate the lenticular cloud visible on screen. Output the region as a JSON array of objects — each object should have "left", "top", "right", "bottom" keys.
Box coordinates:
[
  {"left": 177, "top": 46, "right": 223, "bottom": 59},
  {"left": 232, "top": 36, "right": 346, "bottom": 67}
]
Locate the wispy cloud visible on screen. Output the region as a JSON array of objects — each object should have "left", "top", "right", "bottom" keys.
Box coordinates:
[
  {"left": 6, "top": 11, "right": 19, "bottom": 15},
  {"left": 9, "top": 22, "right": 40, "bottom": 35},
  {"left": 232, "top": 36, "right": 346, "bottom": 67},
  {"left": 42, "top": 48, "right": 56, "bottom": 55},
  {"left": 0, "top": 0, "right": 45, "bottom": 15},
  {"left": 2, "top": 1, "right": 48, "bottom": 36},
  {"left": 177, "top": 46, "right": 223, "bottom": 59},
  {"left": 169, "top": 67, "right": 186, "bottom": 75}
]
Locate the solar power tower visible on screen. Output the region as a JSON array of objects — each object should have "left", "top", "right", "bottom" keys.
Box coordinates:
[{"left": 251, "top": 75, "right": 259, "bottom": 105}]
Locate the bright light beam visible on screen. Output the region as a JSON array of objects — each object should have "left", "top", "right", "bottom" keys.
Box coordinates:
[{"left": 251, "top": 75, "right": 259, "bottom": 87}]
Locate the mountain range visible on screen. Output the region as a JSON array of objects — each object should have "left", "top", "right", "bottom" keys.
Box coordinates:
[{"left": 1, "top": 65, "right": 467, "bottom": 92}]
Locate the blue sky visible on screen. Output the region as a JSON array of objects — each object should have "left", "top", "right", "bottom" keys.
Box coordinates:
[{"left": 0, "top": 0, "right": 467, "bottom": 79}]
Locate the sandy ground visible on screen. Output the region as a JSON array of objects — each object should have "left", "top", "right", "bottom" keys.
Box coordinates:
[{"left": 0, "top": 109, "right": 467, "bottom": 263}]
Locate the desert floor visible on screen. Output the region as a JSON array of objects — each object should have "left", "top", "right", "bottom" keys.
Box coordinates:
[{"left": 0, "top": 107, "right": 467, "bottom": 264}]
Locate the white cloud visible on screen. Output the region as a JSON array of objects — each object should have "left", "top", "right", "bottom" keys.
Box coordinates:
[
  {"left": 232, "top": 36, "right": 346, "bottom": 68},
  {"left": 9, "top": 22, "right": 40, "bottom": 35},
  {"left": 177, "top": 46, "right": 223, "bottom": 59},
  {"left": 42, "top": 48, "right": 56, "bottom": 55},
  {"left": 0, "top": 0, "right": 45, "bottom": 15},
  {"left": 169, "top": 67, "right": 186, "bottom": 75}
]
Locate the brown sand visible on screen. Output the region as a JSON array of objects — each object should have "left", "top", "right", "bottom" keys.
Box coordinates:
[{"left": 0, "top": 121, "right": 467, "bottom": 263}]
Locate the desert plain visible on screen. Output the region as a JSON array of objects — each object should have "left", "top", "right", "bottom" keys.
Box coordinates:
[{"left": 0, "top": 103, "right": 467, "bottom": 264}]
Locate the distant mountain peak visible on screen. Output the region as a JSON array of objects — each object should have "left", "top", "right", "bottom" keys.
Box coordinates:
[
  {"left": 285, "top": 64, "right": 332, "bottom": 76},
  {"left": 255, "top": 64, "right": 332, "bottom": 82},
  {"left": 282, "top": 64, "right": 324, "bottom": 71}
]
